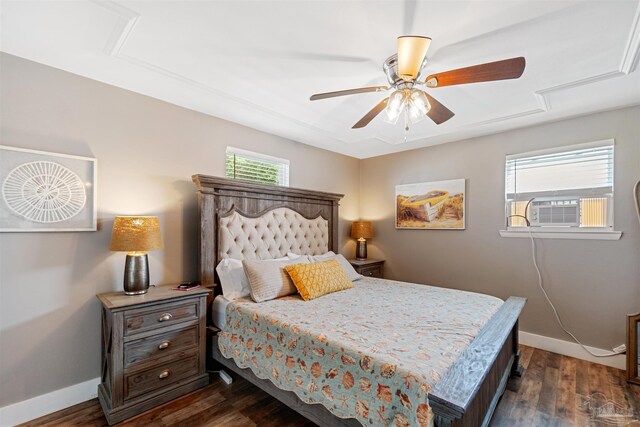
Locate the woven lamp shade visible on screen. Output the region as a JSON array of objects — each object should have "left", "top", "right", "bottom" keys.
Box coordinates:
[
  {"left": 110, "top": 216, "right": 164, "bottom": 252},
  {"left": 351, "top": 221, "right": 373, "bottom": 239}
]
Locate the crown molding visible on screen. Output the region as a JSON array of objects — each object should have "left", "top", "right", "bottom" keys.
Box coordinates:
[
  {"left": 620, "top": 0, "right": 640, "bottom": 74},
  {"left": 89, "top": 0, "right": 139, "bottom": 56}
]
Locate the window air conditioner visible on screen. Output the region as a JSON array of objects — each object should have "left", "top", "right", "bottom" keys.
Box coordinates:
[{"left": 529, "top": 198, "right": 580, "bottom": 227}]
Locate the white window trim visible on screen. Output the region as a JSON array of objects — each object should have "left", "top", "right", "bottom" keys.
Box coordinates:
[
  {"left": 505, "top": 139, "right": 614, "bottom": 161},
  {"left": 499, "top": 229, "right": 622, "bottom": 240},
  {"left": 502, "top": 138, "right": 621, "bottom": 240},
  {"left": 226, "top": 146, "right": 290, "bottom": 166}
]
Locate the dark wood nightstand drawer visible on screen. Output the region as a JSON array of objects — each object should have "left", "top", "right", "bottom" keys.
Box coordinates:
[
  {"left": 359, "top": 265, "right": 382, "bottom": 278},
  {"left": 124, "top": 300, "right": 198, "bottom": 336},
  {"left": 124, "top": 353, "right": 199, "bottom": 401},
  {"left": 124, "top": 326, "right": 198, "bottom": 368},
  {"left": 349, "top": 259, "right": 384, "bottom": 278}
]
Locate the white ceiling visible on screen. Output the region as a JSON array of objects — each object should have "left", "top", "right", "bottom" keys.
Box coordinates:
[{"left": 1, "top": 0, "right": 639, "bottom": 159}]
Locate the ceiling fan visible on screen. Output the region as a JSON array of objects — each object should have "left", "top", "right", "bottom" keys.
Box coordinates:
[{"left": 310, "top": 36, "right": 526, "bottom": 131}]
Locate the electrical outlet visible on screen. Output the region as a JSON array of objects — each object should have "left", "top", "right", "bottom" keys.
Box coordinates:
[{"left": 613, "top": 344, "right": 626, "bottom": 354}]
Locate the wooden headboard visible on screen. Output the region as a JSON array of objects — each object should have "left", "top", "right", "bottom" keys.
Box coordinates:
[{"left": 192, "top": 175, "right": 343, "bottom": 288}]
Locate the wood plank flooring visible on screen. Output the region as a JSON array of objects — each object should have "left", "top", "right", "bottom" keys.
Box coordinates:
[{"left": 19, "top": 345, "right": 640, "bottom": 427}]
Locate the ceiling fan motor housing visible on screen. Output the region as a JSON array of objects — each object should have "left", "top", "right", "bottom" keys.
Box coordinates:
[
  {"left": 384, "top": 54, "right": 429, "bottom": 87},
  {"left": 383, "top": 54, "right": 403, "bottom": 86}
]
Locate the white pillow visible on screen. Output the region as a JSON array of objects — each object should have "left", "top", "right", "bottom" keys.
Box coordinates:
[
  {"left": 309, "top": 253, "right": 362, "bottom": 282},
  {"left": 216, "top": 259, "right": 248, "bottom": 300},
  {"left": 288, "top": 251, "right": 335, "bottom": 260},
  {"left": 216, "top": 255, "right": 290, "bottom": 300}
]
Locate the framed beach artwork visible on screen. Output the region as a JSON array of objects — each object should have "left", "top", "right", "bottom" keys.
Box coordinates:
[
  {"left": 396, "top": 179, "right": 465, "bottom": 229},
  {"left": 0, "top": 145, "right": 97, "bottom": 232}
]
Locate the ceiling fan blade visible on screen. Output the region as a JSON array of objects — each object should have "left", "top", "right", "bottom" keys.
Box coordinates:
[
  {"left": 352, "top": 97, "right": 389, "bottom": 129},
  {"left": 397, "top": 36, "right": 432, "bottom": 81},
  {"left": 310, "top": 86, "right": 388, "bottom": 101},
  {"left": 424, "top": 93, "right": 455, "bottom": 125},
  {"left": 424, "top": 57, "right": 525, "bottom": 88}
]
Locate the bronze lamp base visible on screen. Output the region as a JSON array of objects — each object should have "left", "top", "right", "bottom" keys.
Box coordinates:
[
  {"left": 356, "top": 238, "right": 368, "bottom": 260},
  {"left": 124, "top": 253, "right": 150, "bottom": 295}
]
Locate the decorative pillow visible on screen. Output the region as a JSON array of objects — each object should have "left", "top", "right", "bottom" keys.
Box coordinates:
[
  {"left": 216, "top": 256, "right": 290, "bottom": 300},
  {"left": 309, "top": 253, "right": 362, "bottom": 282},
  {"left": 285, "top": 258, "right": 354, "bottom": 301},
  {"left": 243, "top": 257, "right": 309, "bottom": 302}
]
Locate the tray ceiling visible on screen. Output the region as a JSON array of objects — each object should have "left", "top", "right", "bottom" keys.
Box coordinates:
[{"left": 1, "top": 0, "right": 639, "bottom": 159}]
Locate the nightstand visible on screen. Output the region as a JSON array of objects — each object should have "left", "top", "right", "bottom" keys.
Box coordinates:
[
  {"left": 96, "top": 285, "right": 211, "bottom": 424},
  {"left": 349, "top": 259, "right": 385, "bottom": 278}
]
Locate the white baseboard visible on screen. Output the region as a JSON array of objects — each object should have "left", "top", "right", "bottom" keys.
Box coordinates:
[
  {"left": 0, "top": 377, "right": 100, "bottom": 427},
  {"left": 519, "top": 331, "right": 626, "bottom": 370}
]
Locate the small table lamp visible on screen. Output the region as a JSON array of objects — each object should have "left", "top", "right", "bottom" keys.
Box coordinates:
[
  {"left": 110, "top": 216, "right": 163, "bottom": 295},
  {"left": 351, "top": 221, "right": 373, "bottom": 260}
]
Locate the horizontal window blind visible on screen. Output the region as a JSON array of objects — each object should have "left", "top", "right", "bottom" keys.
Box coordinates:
[
  {"left": 225, "top": 147, "right": 289, "bottom": 187},
  {"left": 506, "top": 142, "right": 613, "bottom": 199}
]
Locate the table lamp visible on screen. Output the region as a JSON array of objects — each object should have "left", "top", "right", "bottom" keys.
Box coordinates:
[
  {"left": 110, "top": 216, "right": 163, "bottom": 295},
  {"left": 351, "top": 221, "right": 373, "bottom": 260}
]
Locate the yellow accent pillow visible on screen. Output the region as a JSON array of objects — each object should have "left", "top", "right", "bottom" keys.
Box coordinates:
[{"left": 285, "top": 258, "right": 354, "bottom": 301}]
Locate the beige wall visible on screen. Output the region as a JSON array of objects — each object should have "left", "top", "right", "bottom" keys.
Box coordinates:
[
  {"left": 360, "top": 106, "right": 640, "bottom": 351},
  {"left": 0, "top": 53, "right": 360, "bottom": 407}
]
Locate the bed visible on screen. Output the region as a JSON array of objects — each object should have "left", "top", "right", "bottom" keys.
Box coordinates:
[{"left": 193, "top": 175, "right": 526, "bottom": 427}]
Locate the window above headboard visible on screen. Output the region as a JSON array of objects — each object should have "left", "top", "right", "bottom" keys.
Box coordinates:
[{"left": 225, "top": 146, "right": 289, "bottom": 187}]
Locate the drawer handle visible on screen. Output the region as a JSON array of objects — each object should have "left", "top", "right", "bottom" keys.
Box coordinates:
[
  {"left": 158, "top": 370, "right": 171, "bottom": 379},
  {"left": 158, "top": 341, "right": 171, "bottom": 350},
  {"left": 158, "top": 313, "right": 173, "bottom": 322},
  {"left": 368, "top": 272, "right": 374, "bottom": 276}
]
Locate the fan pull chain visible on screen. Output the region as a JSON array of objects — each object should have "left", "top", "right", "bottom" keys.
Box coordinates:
[{"left": 404, "top": 108, "right": 409, "bottom": 143}]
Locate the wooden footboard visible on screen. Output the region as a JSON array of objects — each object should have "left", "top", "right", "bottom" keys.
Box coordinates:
[{"left": 429, "top": 296, "right": 527, "bottom": 427}]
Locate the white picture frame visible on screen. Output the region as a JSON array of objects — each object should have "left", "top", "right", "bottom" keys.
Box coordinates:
[
  {"left": 0, "top": 145, "right": 97, "bottom": 232},
  {"left": 396, "top": 179, "right": 466, "bottom": 230}
]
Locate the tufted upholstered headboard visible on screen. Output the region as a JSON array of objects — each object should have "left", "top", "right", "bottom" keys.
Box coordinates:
[
  {"left": 192, "top": 175, "right": 343, "bottom": 288},
  {"left": 218, "top": 208, "right": 330, "bottom": 260}
]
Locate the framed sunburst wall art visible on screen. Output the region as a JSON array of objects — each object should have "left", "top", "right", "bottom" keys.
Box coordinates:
[{"left": 0, "top": 145, "right": 97, "bottom": 232}]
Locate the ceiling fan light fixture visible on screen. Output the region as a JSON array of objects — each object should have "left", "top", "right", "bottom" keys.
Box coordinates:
[
  {"left": 411, "top": 89, "right": 431, "bottom": 112},
  {"left": 397, "top": 36, "right": 432, "bottom": 81},
  {"left": 384, "top": 89, "right": 407, "bottom": 124},
  {"left": 407, "top": 90, "right": 431, "bottom": 124},
  {"left": 407, "top": 104, "right": 425, "bottom": 124}
]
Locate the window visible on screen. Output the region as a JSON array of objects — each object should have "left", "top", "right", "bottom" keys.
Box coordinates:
[
  {"left": 225, "top": 147, "right": 289, "bottom": 187},
  {"left": 505, "top": 140, "right": 614, "bottom": 230}
]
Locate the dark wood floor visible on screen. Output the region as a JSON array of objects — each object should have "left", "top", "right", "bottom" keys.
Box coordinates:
[{"left": 19, "top": 345, "right": 640, "bottom": 427}]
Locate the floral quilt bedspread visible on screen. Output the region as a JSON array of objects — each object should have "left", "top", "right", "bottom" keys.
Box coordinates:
[{"left": 218, "top": 277, "right": 503, "bottom": 427}]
